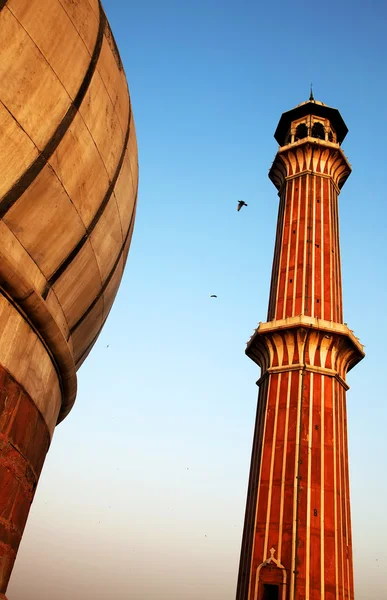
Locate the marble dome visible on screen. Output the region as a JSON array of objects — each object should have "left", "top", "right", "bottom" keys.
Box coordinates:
[{"left": 0, "top": 0, "right": 138, "bottom": 423}]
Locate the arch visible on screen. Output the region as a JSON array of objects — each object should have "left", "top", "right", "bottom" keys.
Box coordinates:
[
  {"left": 311, "top": 121, "right": 325, "bottom": 140},
  {"left": 294, "top": 122, "right": 308, "bottom": 140},
  {"left": 254, "top": 548, "right": 287, "bottom": 600}
]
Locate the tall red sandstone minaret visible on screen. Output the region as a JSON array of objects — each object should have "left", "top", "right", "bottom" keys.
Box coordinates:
[{"left": 236, "top": 96, "right": 364, "bottom": 600}]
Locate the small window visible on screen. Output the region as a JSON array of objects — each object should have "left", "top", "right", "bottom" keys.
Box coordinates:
[
  {"left": 328, "top": 130, "right": 333, "bottom": 142},
  {"left": 311, "top": 122, "right": 325, "bottom": 140},
  {"left": 262, "top": 584, "right": 279, "bottom": 600},
  {"left": 295, "top": 123, "right": 308, "bottom": 140}
]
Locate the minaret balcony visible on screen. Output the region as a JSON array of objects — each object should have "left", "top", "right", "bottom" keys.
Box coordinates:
[
  {"left": 269, "top": 138, "right": 352, "bottom": 192},
  {"left": 246, "top": 315, "right": 364, "bottom": 387}
]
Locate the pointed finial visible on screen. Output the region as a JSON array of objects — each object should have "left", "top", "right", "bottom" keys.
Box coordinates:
[
  {"left": 270, "top": 547, "right": 276, "bottom": 558},
  {"left": 309, "top": 83, "right": 314, "bottom": 101}
]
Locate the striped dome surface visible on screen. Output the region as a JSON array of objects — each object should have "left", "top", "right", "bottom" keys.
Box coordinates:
[{"left": 0, "top": 0, "right": 138, "bottom": 371}]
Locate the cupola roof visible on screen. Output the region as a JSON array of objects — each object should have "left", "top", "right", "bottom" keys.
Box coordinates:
[{"left": 274, "top": 98, "right": 348, "bottom": 145}]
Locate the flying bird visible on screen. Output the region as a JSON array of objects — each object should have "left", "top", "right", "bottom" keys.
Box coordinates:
[
  {"left": 237, "top": 200, "right": 248, "bottom": 211},
  {"left": 210, "top": 294, "right": 217, "bottom": 298}
]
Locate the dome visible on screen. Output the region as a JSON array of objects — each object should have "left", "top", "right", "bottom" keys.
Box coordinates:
[
  {"left": 296, "top": 98, "right": 326, "bottom": 107},
  {"left": 0, "top": 0, "right": 138, "bottom": 421}
]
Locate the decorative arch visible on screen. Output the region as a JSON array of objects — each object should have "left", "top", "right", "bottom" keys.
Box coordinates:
[
  {"left": 254, "top": 548, "right": 287, "bottom": 600},
  {"left": 311, "top": 121, "right": 325, "bottom": 140},
  {"left": 295, "top": 122, "right": 308, "bottom": 140}
]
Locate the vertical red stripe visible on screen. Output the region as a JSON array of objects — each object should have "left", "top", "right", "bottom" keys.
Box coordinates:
[
  {"left": 267, "top": 373, "right": 288, "bottom": 552},
  {"left": 314, "top": 177, "right": 322, "bottom": 318},
  {"left": 310, "top": 373, "right": 322, "bottom": 599},
  {"left": 324, "top": 376, "right": 337, "bottom": 600}
]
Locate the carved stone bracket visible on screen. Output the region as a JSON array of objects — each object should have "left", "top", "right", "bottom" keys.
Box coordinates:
[
  {"left": 269, "top": 139, "right": 351, "bottom": 193},
  {"left": 246, "top": 316, "right": 364, "bottom": 386}
]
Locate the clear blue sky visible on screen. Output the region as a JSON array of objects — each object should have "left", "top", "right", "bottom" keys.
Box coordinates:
[{"left": 9, "top": 1, "right": 387, "bottom": 598}]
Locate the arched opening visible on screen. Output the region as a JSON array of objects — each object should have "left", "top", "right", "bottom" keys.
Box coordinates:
[
  {"left": 295, "top": 123, "right": 308, "bottom": 140},
  {"left": 257, "top": 564, "right": 285, "bottom": 600},
  {"left": 328, "top": 130, "right": 333, "bottom": 142},
  {"left": 262, "top": 583, "right": 279, "bottom": 599},
  {"left": 255, "top": 549, "right": 287, "bottom": 600},
  {"left": 311, "top": 122, "right": 325, "bottom": 140}
]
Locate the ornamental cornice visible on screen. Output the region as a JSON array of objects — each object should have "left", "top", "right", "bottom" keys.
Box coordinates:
[
  {"left": 246, "top": 316, "right": 364, "bottom": 384},
  {"left": 269, "top": 139, "right": 351, "bottom": 192}
]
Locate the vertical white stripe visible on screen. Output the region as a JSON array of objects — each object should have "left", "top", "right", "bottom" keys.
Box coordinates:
[
  {"left": 320, "top": 178, "right": 325, "bottom": 320},
  {"left": 321, "top": 376, "right": 325, "bottom": 600},
  {"left": 333, "top": 190, "right": 342, "bottom": 322},
  {"left": 301, "top": 175, "right": 309, "bottom": 315},
  {"left": 306, "top": 372, "right": 314, "bottom": 599},
  {"left": 337, "top": 383, "right": 346, "bottom": 597},
  {"left": 328, "top": 181, "right": 333, "bottom": 322},
  {"left": 282, "top": 181, "right": 295, "bottom": 319},
  {"left": 290, "top": 371, "right": 303, "bottom": 600},
  {"left": 337, "top": 192, "right": 343, "bottom": 323},
  {"left": 332, "top": 382, "right": 339, "bottom": 599},
  {"left": 311, "top": 176, "right": 316, "bottom": 316},
  {"left": 263, "top": 374, "right": 282, "bottom": 559},
  {"left": 331, "top": 188, "right": 339, "bottom": 322},
  {"left": 342, "top": 392, "right": 351, "bottom": 599},
  {"left": 278, "top": 372, "right": 292, "bottom": 561},
  {"left": 333, "top": 189, "right": 342, "bottom": 323}
]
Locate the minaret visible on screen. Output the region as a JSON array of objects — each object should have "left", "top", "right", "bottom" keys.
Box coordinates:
[{"left": 236, "top": 97, "right": 364, "bottom": 600}]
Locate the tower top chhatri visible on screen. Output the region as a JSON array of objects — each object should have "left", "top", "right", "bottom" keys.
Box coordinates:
[{"left": 274, "top": 96, "right": 349, "bottom": 146}]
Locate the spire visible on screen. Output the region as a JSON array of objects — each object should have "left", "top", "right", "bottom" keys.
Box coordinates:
[{"left": 309, "top": 83, "right": 315, "bottom": 101}]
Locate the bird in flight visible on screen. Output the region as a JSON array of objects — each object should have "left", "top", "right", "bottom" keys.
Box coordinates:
[
  {"left": 210, "top": 294, "right": 217, "bottom": 298},
  {"left": 237, "top": 200, "right": 248, "bottom": 211}
]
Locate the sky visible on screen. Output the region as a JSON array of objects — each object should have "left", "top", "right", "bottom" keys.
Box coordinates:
[{"left": 7, "top": 0, "right": 387, "bottom": 598}]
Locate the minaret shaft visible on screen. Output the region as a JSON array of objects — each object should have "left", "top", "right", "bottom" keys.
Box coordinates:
[
  {"left": 237, "top": 361, "right": 354, "bottom": 600},
  {"left": 236, "top": 105, "right": 364, "bottom": 600},
  {"left": 267, "top": 169, "right": 343, "bottom": 324}
]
